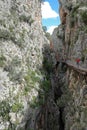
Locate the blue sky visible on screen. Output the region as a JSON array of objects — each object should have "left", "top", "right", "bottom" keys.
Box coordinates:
[{"left": 41, "top": 0, "right": 60, "bottom": 34}]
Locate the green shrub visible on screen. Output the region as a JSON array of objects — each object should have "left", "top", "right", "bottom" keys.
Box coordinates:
[
  {"left": 9, "top": 26, "right": 14, "bottom": 32},
  {"left": 39, "top": 77, "right": 51, "bottom": 104},
  {"left": 30, "top": 96, "right": 40, "bottom": 108},
  {"left": 42, "top": 79, "right": 51, "bottom": 93},
  {"left": 30, "top": 91, "right": 44, "bottom": 108},
  {"left": 43, "top": 57, "right": 53, "bottom": 74},
  {"left": 0, "top": 29, "right": 11, "bottom": 39},
  {"left": 45, "top": 32, "right": 51, "bottom": 40},
  {"left": 25, "top": 70, "right": 40, "bottom": 85},
  {"left": 0, "top": 100, "right": 11, "bottom": 121},
  {"left": 29, "top": 18, "right": 34, "bottom": 26},
  {"left": 19, "top": 15, "right": 30, "bottom": 22},
  {"left": 24, "top": 69, "right": 40, "bottom": 94},
  {"left": 0, "top": 54, "right": 6, "bottom": 67},
  {"left": 23, "top": 85, "right": 31, "bottom": 95},
  {"left": 42, "top": 26, "right": 47, "bottom": 32},
  {"left": 81, "top": 11, "right": 87, "bottom": 24},
  {"left": 35, "top": 75, "right": 51, "bottom": 106},
  {"left": 72, "top": 4, "right": 80, "bottom": 13},
  {"left": 19, "top": 15, "right": 34, "bottom": 25},
  {"left": 12, "top": 102, "right": 23, "bottom": 113}
]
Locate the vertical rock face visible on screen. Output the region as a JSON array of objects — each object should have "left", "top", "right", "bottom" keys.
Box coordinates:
[
  {"left": 1, "top": 0, "right": 87, "bottom": 130},
  {"left": 51, "top": 0, "right": 87, "bottom": 130},
  {"left": 59, "top": 0, "right": 87, "bottom": 64},
  {"left": 0, "top": 0, "right": 49, "bottom": 129}
]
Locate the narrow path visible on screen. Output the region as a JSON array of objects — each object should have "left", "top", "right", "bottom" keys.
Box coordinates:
[
  {"left": 66, "top": 60, "right": 87, "bottom": 73},
  {"left": 58, "top": 60, "right": 87, "bottom": 75}
]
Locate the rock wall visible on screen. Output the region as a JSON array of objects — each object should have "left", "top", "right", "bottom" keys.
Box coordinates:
[
  {"left": 51, "top": 0, "right": 87, "bottom": 130},
  {"left": 0, "top": 0, "right": 49, "bottom": 130},
  {"left": 1, "top": 0, "right": 87, "bottom": 130}
]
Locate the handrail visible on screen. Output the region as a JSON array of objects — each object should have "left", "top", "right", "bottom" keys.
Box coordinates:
[{"left": 57, "top": 60, "right": 87, "bottom": 75}]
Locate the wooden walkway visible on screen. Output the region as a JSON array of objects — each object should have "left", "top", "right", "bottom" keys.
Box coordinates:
[
  {"left": 59, "top": 60, "right": 87, "bottom": 75},
  {"left": 66, "top": 60, "right": 87, "bottom": 75}
]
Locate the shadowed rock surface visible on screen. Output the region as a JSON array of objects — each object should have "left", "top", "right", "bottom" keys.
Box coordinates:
[{"left": 0, "top": 0, "right": 87, "bottom": 130}]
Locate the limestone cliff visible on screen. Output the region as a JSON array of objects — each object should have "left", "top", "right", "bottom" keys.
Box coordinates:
[
  {"left": 53, "top": 0, "right": 87, "bottom": 63},
  {"left": 1, "top": 0, "right": 87, "bottom": 130},
  {"left": 51, "top": 0, "right": 87, "bottom": 130},
  {"left": 0, "top": 0, "right": 49, "bottom": 130}
]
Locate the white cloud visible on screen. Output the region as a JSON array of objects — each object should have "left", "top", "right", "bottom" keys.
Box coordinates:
[
  {"left": 41, "top": 2, "right": 59, "bottom": 19},
  {"left": 47, "top": 26, "right": 57, "bottom": 34}
]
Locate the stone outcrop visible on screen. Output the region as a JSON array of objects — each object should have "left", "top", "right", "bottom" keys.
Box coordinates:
[
  {"left": 0, "top": 0, "right": 49, "bottom": 130},
  {"left": 51, "top": 0, "right": 87, "bottom": 130}
]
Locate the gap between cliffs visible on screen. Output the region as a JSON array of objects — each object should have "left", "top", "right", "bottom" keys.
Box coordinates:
[{"left": 34, "top": 43, "right": 67, "bottom": 130}]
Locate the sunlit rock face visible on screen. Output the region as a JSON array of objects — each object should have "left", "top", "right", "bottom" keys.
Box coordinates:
[
  {"left": 1, "top": 0, "right": 87, "bottom": 129},
  {"left": 52, "top": 0, "right": 87, "bottom": 65},
  {"left": 51, "top": 25, "right": 65, "bottom": 61},
  {"left": 51, "top": 0, "right": 87, "bottom": 129},
  {"left": 0, "top": 0, "right": 49, "bottom": 129}
]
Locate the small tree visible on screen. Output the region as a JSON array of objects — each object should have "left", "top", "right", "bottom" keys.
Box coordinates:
[{"left": 42, "top": 26, "right": 47, "bottom": 32}]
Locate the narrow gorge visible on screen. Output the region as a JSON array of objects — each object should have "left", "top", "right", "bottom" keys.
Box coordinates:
[{"left": 0, "top": 0, "right": 87, "bottom": 130}]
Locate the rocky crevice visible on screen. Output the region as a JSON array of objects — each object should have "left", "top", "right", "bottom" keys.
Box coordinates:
[
  {"left": 0, "top": 0, "right": 87, "bottom": 129},
  {"left": 59, "top": 107, "right": 65, "bottom": 130},
  {"left": 38, "top": 0, "right": 87, "bottom": 129},
  {"left": 36, "top": 59, "right": 67, "bottom": 130}
]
